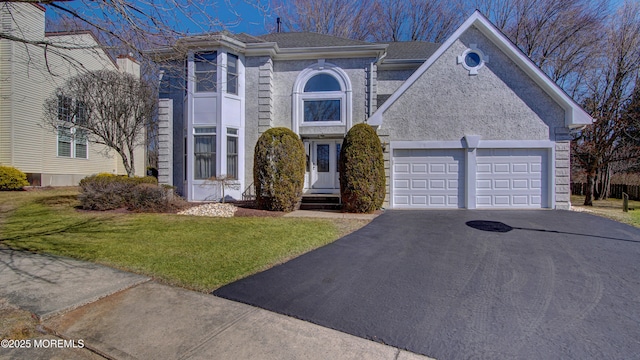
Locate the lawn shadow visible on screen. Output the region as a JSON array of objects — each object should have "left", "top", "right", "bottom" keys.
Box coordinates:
[{"left": 466, "top": 220, "right": 640, "bottom": 244}]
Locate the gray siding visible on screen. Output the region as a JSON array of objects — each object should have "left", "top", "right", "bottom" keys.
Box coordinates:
[
  {"left": 380, "top": 27, "right": 565, "bottom": 142},
  {"left": 271, "top": 58, "right": 375, "bottom": 132}
]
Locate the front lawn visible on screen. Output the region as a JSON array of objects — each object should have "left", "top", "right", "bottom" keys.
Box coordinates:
[
  {"left": 0, "top": 188, "right": 368, "bottom": 292},
  {"left": 571, "top": 195, "right": 640, "bottom": 228}
]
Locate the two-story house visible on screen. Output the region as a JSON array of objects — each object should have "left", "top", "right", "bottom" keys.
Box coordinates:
[
  {"left": 155, "top": 11, "right": 591, "bottom": 209},
  {"left": 0, "top": 3, "right": 145, "bottom": 186}
]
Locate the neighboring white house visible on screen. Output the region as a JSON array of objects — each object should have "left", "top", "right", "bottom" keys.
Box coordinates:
[
  {"left": 0, "top": 3, "right": 145, "bottom": 186},
  {"left": 155, "top": 11, "right": 592, "bottom": 209}
]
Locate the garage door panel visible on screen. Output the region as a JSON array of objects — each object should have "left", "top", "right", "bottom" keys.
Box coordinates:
[
  {"left": 395, "top": 163, "right": 410, "bottom": 173},
  {"left": 430, "top": 179, "right": 446, "bottom": 189},
  {"left": 395, "top": 195, "right": 409, "bottom": 205},
  {"left": 430, "top": 163, "right": 446, "bottom": 173},
  {"left": 494, "top": 163, "right": 510, "bottom": 173},
  {"left": 413, "top": 179, "right": 428, "bottom": 189},
  {"left": 477, "top": 163, "right": 491, "bottom": 173},
  {"left": 476, "top": 148, "right": 548, "bottom": 208},
  {"left": 413, "top": 164, "right": 428, "bottom": 173},
  {"left": 512, "top": 179, "right": 528, "bottom": 189},
  {"left": 512, "top": 163, "right": 529, "bottom": 173},
  {"left": 393, "top": 149, "right": 464, "bottom": 208},
  {"left": 395, "top": 179, "right": 410, "bottom": 189}
]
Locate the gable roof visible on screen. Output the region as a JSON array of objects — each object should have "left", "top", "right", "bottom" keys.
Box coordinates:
[
  {"left": 381, "top": 41, "right": 440, "bottom": 60},
  {"left": 368, "top": 11, "right": 593, "bottom": 129}
]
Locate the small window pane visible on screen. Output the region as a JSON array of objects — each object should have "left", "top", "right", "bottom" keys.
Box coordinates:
[
  {"left": 195, "top": 127, "right": 216, "bottom": 134},
  {"left": 317, "top": 144, "right": 329, "bottom": 172},
  {"left": 465, "top": 52, "right": 481, "bottom": 67},
  {"left": 194, "top": 134, "right": 216, "bottom": 179},
  {"left": 227, "top": 54, "right": 238, "bottom": 95},
  {"left": 75, "top": 129, "right": 87, "bottom": 158},
  {"left": 226, "top": 133, "right": 238, "bottom": 179},
  {"left": 195, "top": 52, "right": 217, "bottom": 93},
  {"left": 76, "top": 101, "right": 88, "bottom": 126},
  {"left": 227, "top": 128, "right": 238, "bottom": 135},
  {"left": 57, "top": 96, "right": 72, "bottom": 122},
  {"left": 304, "top": 74, "right": 341, "bottom": 92},
  {"left": 304, "top": 100, "right": 341, "bottom": 122},
  {"left": 57, "top": 127, "right": 72, "bottom": 157},
  {"left": 336, "top": 143, "right": 341, "bottom": 173}
]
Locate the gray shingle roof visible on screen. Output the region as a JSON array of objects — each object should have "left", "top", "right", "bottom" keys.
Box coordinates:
[
  {"left": 257, "top": 32, "right": 372, "bottom": 48},
  {"left": 381, "top": 41, "right": 440, "bottom": 60}
]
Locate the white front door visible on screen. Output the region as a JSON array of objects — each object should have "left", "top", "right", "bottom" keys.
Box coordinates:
[{"left": 311, "top": 140, "right": 340, "bottom": 191}]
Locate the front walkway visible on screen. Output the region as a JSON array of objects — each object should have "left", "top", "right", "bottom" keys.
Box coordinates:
[{"left": 0, "top": 248, "right": 431, "bottom": 360}]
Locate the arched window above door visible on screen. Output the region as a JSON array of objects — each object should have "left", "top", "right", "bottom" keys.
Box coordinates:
[{"left": 292, "top": 62, "right": 352, "bottom": 132}]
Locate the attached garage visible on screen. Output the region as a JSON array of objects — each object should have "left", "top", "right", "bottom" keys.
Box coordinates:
[
  {"left": 476, "top": 149, "right": 548, "bottom": 208},
  {"left": 390, "top": 142, "right": 552, "bottom": 209},
  {"left": 393, "top": 149, "right": 464, "bottom": 208}
]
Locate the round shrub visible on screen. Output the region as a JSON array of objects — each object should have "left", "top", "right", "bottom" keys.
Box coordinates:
[
  {"left": 339, "top": 123, "right": 385, "bottom": 213},
  {"left": 254, "top": 127, "right": 306, "bottom": 212},
  {"left": 0, "top": 166, "right": 29, "bottom": 190}
]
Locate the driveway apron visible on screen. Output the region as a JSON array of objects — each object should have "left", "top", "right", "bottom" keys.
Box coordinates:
[{"left": 214, "top": 210, "right": 640, "bottom": 359}]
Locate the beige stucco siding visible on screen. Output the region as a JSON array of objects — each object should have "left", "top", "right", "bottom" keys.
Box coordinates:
[{"left": 380, "top": 26, "right": 565, "bottom": 142}]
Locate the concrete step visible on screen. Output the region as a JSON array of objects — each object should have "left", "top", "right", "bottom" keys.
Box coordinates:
[
  {"left": 301, "top": 195, "right": 341, "bottom": 204},
  {"left": 299, "top": 202, "right": 342, "bottom": 211}
]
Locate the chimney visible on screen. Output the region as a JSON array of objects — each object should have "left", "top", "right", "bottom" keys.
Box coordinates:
[
  {"left": 117, "top": 53, "right": 140, "bottom": 78},
  {"left": 277, "top": 17, "right": 282, "bottom": 33}
]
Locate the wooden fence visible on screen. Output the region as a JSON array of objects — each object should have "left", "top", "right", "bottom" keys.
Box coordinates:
[{"left": 571, "top": 183, "right": 640, "bottom": 200}]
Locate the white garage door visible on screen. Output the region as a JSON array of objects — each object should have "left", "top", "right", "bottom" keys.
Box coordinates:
[
  {"left": 393, "top": 149, "right": 464, "bottom": 208},
  {"left": 476, "top": 149, "right": 548, "bottom": 208}
]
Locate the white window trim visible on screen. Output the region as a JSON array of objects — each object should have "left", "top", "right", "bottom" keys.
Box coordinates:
[
  {"left": 225, "top": 127, "right": 239, "bottom": 180},
  {"left": 292, "top": 61, "right": 352, "bottom": 133},
  {"left": 193, "top": 51, "right": 218, "bottom": 93},
  {"left": 57, "top": 126, "right": 88, "bottom": 159},
  {"left": 456, "top": 44, "right": 489, "bottom": 76}
]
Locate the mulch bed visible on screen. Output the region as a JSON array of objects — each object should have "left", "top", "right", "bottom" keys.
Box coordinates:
[{"left": 232, "top": 201, "right": 285, "bottom": 217}]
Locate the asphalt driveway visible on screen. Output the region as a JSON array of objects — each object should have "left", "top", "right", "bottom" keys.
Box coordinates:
[{"left": 214, "top": 210, "right": 640, "bottom": 359}]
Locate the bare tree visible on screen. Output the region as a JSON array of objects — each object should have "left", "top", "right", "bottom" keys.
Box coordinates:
[
  {"left": 2, "top": 1, "right": 270, "bottom": 72},
  {"left": 43, "top": 70, "right": 156, "bottom": 177},
  {"left": 572, "top": 0, "right": 640, "bottom": 205},
  {"left": 272, "top": 0, "right": 376, "bottom": 40},
  {"left": 372, "top": 0, "right": 460, "bottom": 42}
]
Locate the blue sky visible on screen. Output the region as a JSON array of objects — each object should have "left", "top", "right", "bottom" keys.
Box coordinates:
[{"left": 46, "top": 0, "right": 626, "bottom": 38}]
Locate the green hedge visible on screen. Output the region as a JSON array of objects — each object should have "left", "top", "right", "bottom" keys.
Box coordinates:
[
  {"left": 253, "top": 127, "right": 306, "bottom": 212},
  {"left": 0, "top": 166, "right": 29, "bottom": 190},
  {"left": 339, "top": 123, "right": 385, "bottom": 213}
]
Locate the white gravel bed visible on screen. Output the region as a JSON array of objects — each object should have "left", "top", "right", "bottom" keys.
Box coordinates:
[{"left": 177, "top": 203, "right": 237, "bottom": 217}]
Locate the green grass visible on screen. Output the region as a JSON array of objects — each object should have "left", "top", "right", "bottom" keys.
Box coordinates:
[
  {"left": 571, "top": 195, "right": 640, "bottom": 228},
  {"left": 0, "top": 188, "right": 358, "bottom": 292}
]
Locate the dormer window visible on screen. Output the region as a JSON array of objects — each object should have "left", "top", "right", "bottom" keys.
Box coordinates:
[{"left": 194, "top": 52, "right": 217, "bottom": 92}]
